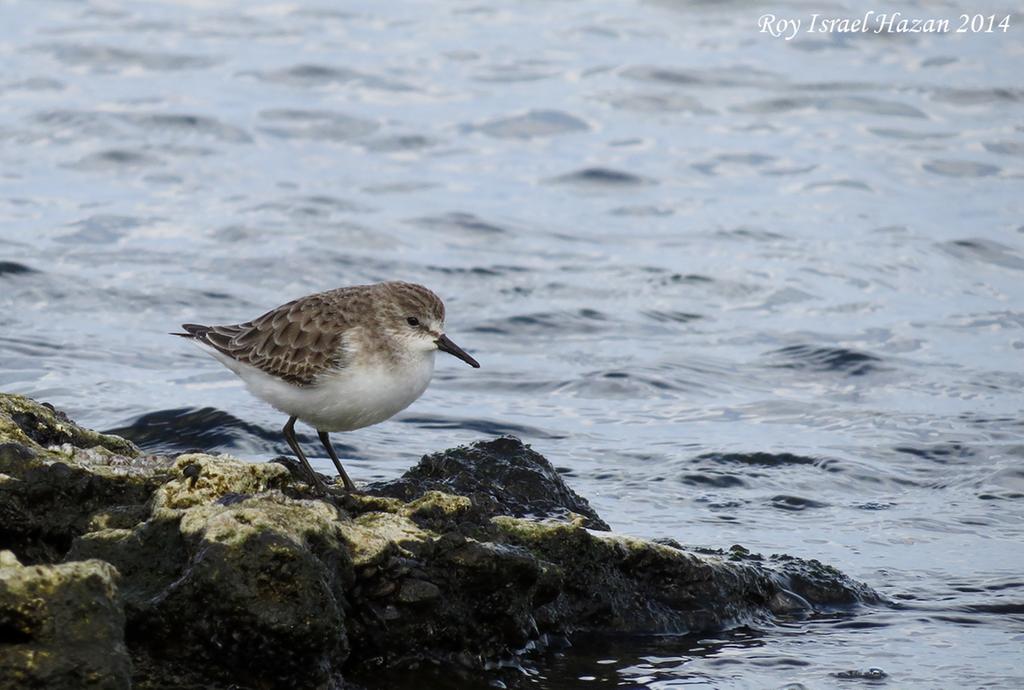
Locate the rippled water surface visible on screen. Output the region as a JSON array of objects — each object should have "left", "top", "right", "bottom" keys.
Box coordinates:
[{"left": 2, "top": 0, "right": 1023, "bottom": 687}]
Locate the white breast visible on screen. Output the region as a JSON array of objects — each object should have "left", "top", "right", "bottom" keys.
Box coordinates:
[{"left": 202, "top": 346, "right": 437, "bottom": 432}]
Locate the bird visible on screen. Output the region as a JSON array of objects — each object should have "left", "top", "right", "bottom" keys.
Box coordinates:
[{"left": 173, "top": 281, "right": 480, "bottom": 492}]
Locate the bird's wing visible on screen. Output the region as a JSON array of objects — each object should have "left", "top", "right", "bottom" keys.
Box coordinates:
[{"left": 181, "top": 291, "right": 353, "bottom": 386}]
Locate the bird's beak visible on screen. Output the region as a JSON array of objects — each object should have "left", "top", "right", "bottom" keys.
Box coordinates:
[{"left": 435, "top": 334, "right": 480, "bottom": 368}]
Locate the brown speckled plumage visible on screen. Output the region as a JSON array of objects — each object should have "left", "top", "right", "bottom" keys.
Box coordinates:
[
  {"left": 176, "top": 282, "right": 445, "bottom": 386},
  {"left": 174, "top": 280, "right": 478, "bottom": 493}
]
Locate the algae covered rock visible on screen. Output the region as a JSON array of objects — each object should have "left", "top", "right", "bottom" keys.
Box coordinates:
[
  {"left": 337, "top": 502, "right": 558, "bottom": 674},
  {"left": 0, "top": 394, "right": 174, "bottom": 564},
  {"left": 0, "top": 394, "right": 138, "bottom": 458},
  {"left": 0, "top": 392, "right": 883, "bottom": 689},
  {"left": 0, "top": 551, "right": 130, "bottom": 690},
  {"left": 70, "top": 454, "right": 354, "bottom": 689},
  {"left": 490, "top": 518, "right": 881, "bottom": 636},
  {"left": 369, "top": 436, "right": 610, "bottom": 530},
  {"left": 152, "top": 452, "right": 293, "bottom": 510}
]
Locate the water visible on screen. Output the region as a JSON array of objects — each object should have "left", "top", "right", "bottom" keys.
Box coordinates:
[{"left": 2, "top": 0, "right": 1023, "bottom": 687}]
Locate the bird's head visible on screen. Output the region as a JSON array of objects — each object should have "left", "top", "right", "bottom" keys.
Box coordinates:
[{"left": 381, "top": 282, "right": 480, "bottom": 368}]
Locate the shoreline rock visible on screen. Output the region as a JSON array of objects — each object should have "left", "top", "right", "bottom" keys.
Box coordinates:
[
  {"left": 0, "top": 392, "right": 882, "bottom": 689},
  {"left": 0, "top": 551, "right": 131, "bottom": 690}
]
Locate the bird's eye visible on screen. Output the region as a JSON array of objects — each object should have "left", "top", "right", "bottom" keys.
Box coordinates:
[{"left": 406, "top": 317, "right": 420, "bottom": 327}]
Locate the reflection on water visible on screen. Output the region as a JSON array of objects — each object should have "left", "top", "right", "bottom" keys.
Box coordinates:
[{"left": 1, "top": 0, "right": 1022, "bottom": 687}]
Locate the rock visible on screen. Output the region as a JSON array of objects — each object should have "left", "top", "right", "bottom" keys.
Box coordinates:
[
  {"left": 367, "top": 436, "right": 610, "bottom": 530},
  {"left": 0, "top": 394, "right": 175, "bottom": 564},
  {"left": 0, "top": 551, "right": 130, "bottom": 690},
  {"left": 69, "top": 454, "right": 353, "bottom": 690},
  {"left": 489, "top": 517, "right": 879, "bottom": 635},
  {"left": 0, "top": 392, "right": 884, "bottom": 688},
  {"left": 0, "top": 394, "right": 137, "bottom": 457},
  {"left": 397, "top": 578, "right": 441, "bottom": 604}
]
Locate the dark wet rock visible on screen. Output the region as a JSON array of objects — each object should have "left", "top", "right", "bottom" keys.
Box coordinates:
[
  {"left": 0, "top": 392, "right": 881, "bottom": 688},
  {"left": 0, "top": 551, "right": 130, "bottom": 689},
  {"left": 768, "top": 588, "right": 813, "bottom": 615},
  {"left": 758, "top": 552, "right": 878, "bottom": 607},
  {"left": 491, "top": 522, "right": 881, "bottom": 637},
  {"left": 367, "top": 436, "right": 610, "bottom": 530}
]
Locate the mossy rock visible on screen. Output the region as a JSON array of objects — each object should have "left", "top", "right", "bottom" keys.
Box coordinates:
[
  {"left": 0, "top": 394, "right": 174, "bottom": 564},
  {"left": 0, "top": 551, "right": 131, "bottom": 690},
  {"left": 70, "top": 457, "right": 354, "bottom": 689},
  {"left": 0, "top": 391, "right": 884, "bottom": 689},
  {"left": 0, "top": 393, "right": 138, "bottom": 458}
]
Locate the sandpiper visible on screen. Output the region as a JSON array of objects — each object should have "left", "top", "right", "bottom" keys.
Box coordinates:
[{"left": 173, "top": 281, "right": 480, "bottom": 492}]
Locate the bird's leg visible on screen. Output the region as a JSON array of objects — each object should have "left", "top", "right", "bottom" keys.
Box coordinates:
[
  {"left": 283, "top": 416, "right": 328, "bottom": 494},
  {"left": 318, "top": 431, "right": 357, "bottom": 492}
]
